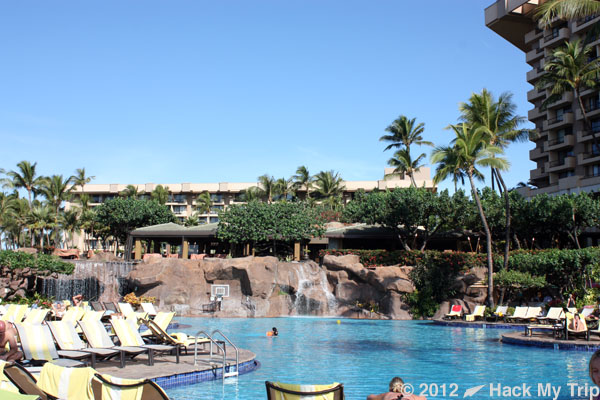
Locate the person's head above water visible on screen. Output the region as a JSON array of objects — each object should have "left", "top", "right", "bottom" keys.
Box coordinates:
[
  {"left": 389, "top": 377, "right": 404, "bottom": 393},
  {"left": 272, "top": 327, "right": 278, "bottom": 336}
]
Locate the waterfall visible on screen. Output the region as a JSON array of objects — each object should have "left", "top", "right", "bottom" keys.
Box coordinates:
[
  {"left": 38, "top": 261, "right": 136, "bottom": 302},
  {"left": 293, "top": 262, "right": 337, "bottom": 316}
]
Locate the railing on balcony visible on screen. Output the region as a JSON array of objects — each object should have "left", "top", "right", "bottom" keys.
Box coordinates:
[
  {"left": 544, "top": 30, "right": 560, "bottom": 41},
  {"left": 547, "top": 113, "right": 571, "bottom": 125},
  {"left": 583, "top": 151, "right": 600, "bottom": 160},
  {"left": 550, "top": 159, "right": 567, "bottom": 167},
  {"left": 548, "top": 135, "right": 572, "bottom": 147}
]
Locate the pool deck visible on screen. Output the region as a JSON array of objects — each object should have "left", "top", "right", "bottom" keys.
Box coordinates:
[
  {"left": 94, "top": 346, "right": 258, "bottom": 388},
  {"left": 431, "top": 319, "right": 526, "bottom": 329}
]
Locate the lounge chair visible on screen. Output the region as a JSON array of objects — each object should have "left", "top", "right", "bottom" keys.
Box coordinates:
[
  {"left": 565, "top": 312, "right": 590, "bottom": 341},
  {"left": 1, "top": 305, "right": 28, "bottom": 323},
  {"left": 110, "top": 319, "right": 179, "bottom": 365},
  {"left": 582, "top": 305, "right": 596, "bottom": 319},
  {"left": 47, "top": 321, "right": 120, "bottom": 369},
  {"left": 141, "top": 302, "right": 158, "bottom": 317},
  {"left": 15, "top": 324, "right": 90, "bottom": 367},
  {"left": 61, "top": 307, "right": 85, "bottom": 324},
  {"left": 92, "top": 373, "right": 170, "bottom": 400},
  {"left": 77, "top": 320, "right": 148, "bottom": 368},
  {"left": 505, "top": 306, "right": 528, "bottom": 323},
  {"left": 3, "top": 362, "right": 49, "bottom": 400},
  {"left": 143, "top": 318, "right": 212, "bottom": 355},
  {"left": 5, "top": 361, "right": 96, "bottom": 400},
  {"left": 0, "top": 360, "right": 20, "bottom": 394},
  {"left": 90, "top": 301, "right": 104, "bottom": 312},
  {"left": 265, "top": 381, "right": 344, "bottom": 400},
  {"left": 492, "top": 305, "right": 508, "bottom": 322},
  {"left": 444, "top": 305, "right": 462, "bottom": 320},
  {"left": 536, "top": 307, "right": 564, "bottom": 324},
  {"left": 465, "top": 305, "right": 485, "bottom": 322},
  {"left": 81, "top": 310, "right": 105, "bottom": 322},
  {"left": 118, "top": 302, "right": 136, "bottom": 317},
  {"left": 141, "top": 312, "right": 175, "bottom": 337},
  {"left": 22, "top": 309, "right": 49, "bottom": 325},
  {"left": 515, "top": 306, "right": 543, "bottom": 323}
]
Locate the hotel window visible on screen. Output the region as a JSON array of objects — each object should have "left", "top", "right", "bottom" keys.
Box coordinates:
[
  {"left": 591, "top": 165, "right": 600, "bottom": 177},
  {"left": 169, "top": 194, "right": 186, "bottom": 203},
  {"left": 210, "top": 217, "right": 219, "bottom": 223},
  {"left": 592, "top": 119, "right": 600, "bottom": 133},
  {"left": 558, "top": 171, "right": 575, "bottom": 179},
  {"left": 172, "top": 205, "right": 186, "bottom": 214},
  {"left": 593, "top": 143, "right": 600, "bottom": 156},
  {"left": 210, "top": 194, "right": 223, "bottom": 202},
  {"left": 91, "top": 195, "right": 103, "bottom": 203},
  {"left": 589, "top": 95, "right": 600, "bottom": 111}
]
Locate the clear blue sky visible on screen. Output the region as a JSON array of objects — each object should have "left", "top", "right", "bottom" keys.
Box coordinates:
[{"left": 0, "top": 1, "right": 533, "bottom": 192}]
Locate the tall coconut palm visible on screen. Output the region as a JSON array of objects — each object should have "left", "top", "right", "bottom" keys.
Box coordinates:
[
  {"left": 432, "top": 123, "right": 509, "bottom": 308},
  {"left": 240, "top": 186, "right": 262, "bottom": 202},
  {"left": 27, "top": 204, "right": 53, "bottom": 250},
  {"left": 537, "top": 39, "right": 600, "bottom": 146},
  {"left": 386, "top": 148, "right": 426, "bottom": 187},
  {"left": 292, "top": 166, "right": 313, "bottom": 199},
  {"left": 120, "top": 184, "right": 143, "bottom": 199},
  {"left": 39, "top": 175, "right": 74, "bottom": 246},
  {"left": 536, "top": 0, "right": 600, "bottom": 27},
  {"left": 431, "top": 145, "right": 468, "bottom": 192},
  {"left": 195, "top": 191, "right": 213, "bottom": 224},
  {"left": 379, "top": 115, "right": 433, "bottom": 151},
  {"left": 258, "top": 174, "right": 276, "bottom": 204},
  {"left": 60, "top": 208, "right": 80, "bottom": 248},
  {"left": 459, "top": 89, "right": 528, "bottom": 270},
  {"left": 313, "top": 170, "right": 345, "bottom": 209},
  {"left": 151, "top": 185, "right": 169, "bottom": 205},
  {"left": 274, "top": 178, "right": 294, "bottom": 201},
  {"left": 3, "top": 161, "right": 45, "bottom": 207},
  {"left": 72, "top": 168, "right": 95, "bottom": 192}
]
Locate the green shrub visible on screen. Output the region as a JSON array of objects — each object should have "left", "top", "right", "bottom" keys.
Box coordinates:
[{"left": 0, "top": 250, "right": 74, "bottom": 275}]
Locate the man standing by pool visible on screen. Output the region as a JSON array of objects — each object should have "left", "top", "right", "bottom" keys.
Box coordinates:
[{"left": 367, "top": 377, "right": 427, "bottom": 400}]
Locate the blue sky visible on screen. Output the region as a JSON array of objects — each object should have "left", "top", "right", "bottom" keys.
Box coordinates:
[{"left": 0, "top": 1, "right": 533, "bottom": 192}]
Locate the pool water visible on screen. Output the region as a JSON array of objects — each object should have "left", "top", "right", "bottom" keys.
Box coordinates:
[{"left": 165, "top": 318, "right": 593, "bottom": 400}]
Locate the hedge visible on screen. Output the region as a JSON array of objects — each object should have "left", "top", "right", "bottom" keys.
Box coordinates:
[{"left": 0, "top": 250, "right": 74, "bottom": 275}]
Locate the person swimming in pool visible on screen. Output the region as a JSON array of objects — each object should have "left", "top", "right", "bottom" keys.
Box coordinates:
[
  {"left": 367, "top": 377, "right": 427, "bottom": 400},
  {"left": 267, "top": 327, "right": 278, "bottom": 336}
]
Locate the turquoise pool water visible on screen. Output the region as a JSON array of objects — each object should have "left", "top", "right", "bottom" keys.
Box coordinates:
[{"left": 165, "top": 318, "right": 593, "bottom": 400}]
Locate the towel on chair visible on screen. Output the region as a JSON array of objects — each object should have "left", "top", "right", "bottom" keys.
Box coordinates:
[
  {"left": 38, "top": 362, "right": 95, "bottom": 400},
  {"left": 273, "top": 382, "right": 341, "bottom": 400},
  {"left": 0, "top": 361, "right": 18, "bottom": 393},
  {"left": 97, "top": 374, "right": 144, "bottom": 400}
]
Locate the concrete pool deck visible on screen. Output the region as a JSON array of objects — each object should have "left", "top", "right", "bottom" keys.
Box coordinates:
[{"left": 94, "top": 346, "right": 258, "bottom": 389}]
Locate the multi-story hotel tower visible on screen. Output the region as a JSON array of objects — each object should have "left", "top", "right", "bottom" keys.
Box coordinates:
[{"left": 486, "top": 0, "right": 600, "bottom": 196}]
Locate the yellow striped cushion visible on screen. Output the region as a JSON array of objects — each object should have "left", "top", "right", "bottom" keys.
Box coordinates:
[
  {"left": 272, "top": 382, "right": 341, "bottom": 400},
  {"left": 97, "top": 374, "right": 144, "bottom": 400},
  {"left": 38, "top": 362, "right": 95, "bottom": 400}
]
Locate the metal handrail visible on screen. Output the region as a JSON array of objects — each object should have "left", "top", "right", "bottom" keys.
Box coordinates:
[
  {"left": 212, "top": 329, "right": 239, "bottom": 377},
  {"left": 194, "top": 330, "right": 226, "bottom": 375}
]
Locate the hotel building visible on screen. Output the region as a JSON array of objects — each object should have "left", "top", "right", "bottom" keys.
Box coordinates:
[{"left": 486, "top": 0, "right": 600, "bottom": 196}]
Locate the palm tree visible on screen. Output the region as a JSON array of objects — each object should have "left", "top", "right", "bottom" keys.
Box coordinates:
[
  {"left": 60, "top": 208, "right": 80, "bottom": 248},
  {"left": 379, "top": 115, "right": 433, "bottom": 151},
  {"left": 184, "top": 215, "right": 200, "bottom": 227},
  {"left": 151, "top": 185, "right": 169, "bottom": 205},
  {"left": 72, "top": 168, "right": 95, "bottom": 192},
  {"left": 27, "top": 204, "right": 52, "bottom": 250},
  {"left": 431, "top": 145, "right": 467, "bottom": 192},
  {"left": 195, "top": 191, "right": 213, "bottom": 224},
  {"left": 120, "top": 184, "right": 143, "bottom": 199},
  {"left": 535, "top": 0, "right": 600, "bottom": 27},
  {"left": 292, "top": 166, "right": 313, "bottom": 199},
  {"left": 274, "top": 178, "right": 294, "bottom": 201},
  {"left": 537, "top": 39, "right": 600, "bottom": 146},
  {"left": 258, "top": 175, "right": 276, "bottom": 204},
  {"left": 239, "top": 186, "right": 263, "bottom": 202},
  {"left": 3, "top": 161, "right": 45, "bottom": 206},
  {"left": 432, "top": 123, "right": 509, "bottom": 308},
  {"left": 459, "top": 89, "right": 528, "bottom": 270},
  {"left": 39, "top": 175, "right": 74, "bottom": 246},
  {"left": 313, "top": 170, "right": 345, "bottom": 209},
  {"left": 386, "top": 148, "right": 426, "bottom": 187}
]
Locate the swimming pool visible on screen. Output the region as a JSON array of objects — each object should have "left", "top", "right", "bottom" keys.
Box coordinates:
[{"left": 165, "top": 318, "right": 592, "bottom": 400}]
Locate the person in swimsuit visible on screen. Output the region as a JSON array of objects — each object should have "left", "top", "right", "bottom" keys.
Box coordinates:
[
  {"left": 0, "top": 321, "right": 22, "bottom": 362},
  {"left": 367, "top": 377, "right": 427, "bottom": 400}
]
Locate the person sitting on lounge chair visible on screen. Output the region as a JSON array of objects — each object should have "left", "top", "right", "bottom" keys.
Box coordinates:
[
  {"left": 570, "top": 314, "right": 587, "bottom": 332},
  {"left": 367, "top": 377, "right": 427, "bottom": 400},
  {"left": 0, "top": 321, "right": 22, "bottom": 362}
]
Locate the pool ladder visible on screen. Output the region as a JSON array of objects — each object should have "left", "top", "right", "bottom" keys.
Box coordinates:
[{"left": 193, "top": 330, "right": 239, "bottom": 379}]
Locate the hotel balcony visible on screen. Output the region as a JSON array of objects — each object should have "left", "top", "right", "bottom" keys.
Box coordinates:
[
  {"left": 578, "top": 151, "right": 600, "bottom": 165},
  {"left": 528, "top": 107, "right": 546, "bottom": 121},
  {"left": 547, "top": 156, "right": 576, "bottom": 172},
  {"left": 558, "top": 175, "right": 580, "bottom": 191},
  {"left": 527, "top": 88, "right": 545, "bottom": 102},
  {"left": 526, "top": 46, "right": 545, "bottom": 64},
  {"left": 524, "top": 28, "right": 543, "bottom": 45},
  {"left": 530, "top": 165, "right": 548, "bottom": 180},
  {"left": 543, "top": 113, "right": 573, "bottom": 130},
  {"left": 546, "top": 135, "right": 575, "bottom": 151},
  {"left": 529, "top": 146, "right": 547, "bottom": 160},
  {"left": 576, "top": 105, "right": 600, "bottom": 120},
  {"left": 577, "top": 130, "right": 599, "bottom": 142},
  {"left": 572, "top": 15, "right": 600, "bottom": 33},
  {"left": 526, "top": 66, "right": 545, "bottom": 83},
  {"left": 541, "top": 27, "right": 570, "bottom": 48},
  {"left": 546, "top": 91, "right": 573, "bottom": 109}
]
